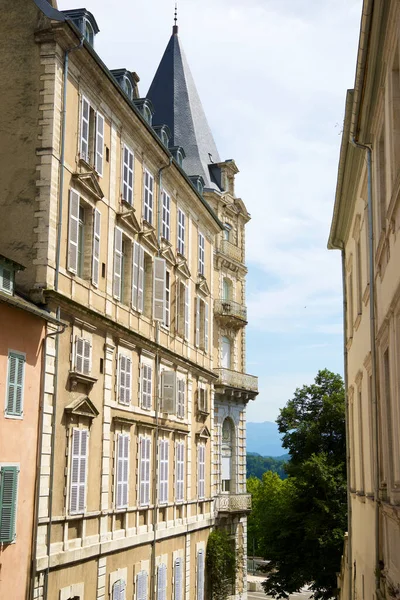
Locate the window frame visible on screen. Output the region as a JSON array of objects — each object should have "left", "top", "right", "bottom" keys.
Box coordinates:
[
  {"left": 69, "top": 427, "right": 89, "bottom": 515},
  {"left": 143, "top": 168, "right": 154, "bottom": 225},
  {"left": 5, "top": 350, "right": 25, "bottom": 418},
  {"left": 158, "top": 438, "right": 169, "bottom": 505},
  {"left": 177, "top": 209, "right": 185, "bottom": 256},
  {"left": 197, "top": 443, "right": 205, "bottom": 500},
  {"left": 115, "top": 433, "right": 130, "bottom": 509},
  {"left": 122, "top": 144, "right": 134, "bottom": 205},
  {"left": 141, "top": 362, "right": 153, "bottom": 410},
  {"left": 118, "top": 353, "right": 132, "bottom": 406},
  {"left": 198, "top": 232, "right": 205, "bottom": 276},
  {"left": 162, "top": 190, "right": 171, "bottom": 240},
  {"left": 175, "top": 441, "right": 185, "bottom": 503},
  {"left": 139, "top": 436, "right": 151, "bottom": 507}
]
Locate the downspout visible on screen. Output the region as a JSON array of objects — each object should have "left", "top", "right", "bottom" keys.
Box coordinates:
[
  {"left": 350, "top": 139, "right": 380, "bottom": 593},
  {"left": 340, "top": 247, "right": 352, "bottom": 600},
  {"left": 43, "top": 33, "right": 84, "bottom": 600},
  {"left": 151, "top": 156, "right": 173, "bottom": 600},
  {"left": 29, "top": 322, "right": 66, "bottom": 600}
]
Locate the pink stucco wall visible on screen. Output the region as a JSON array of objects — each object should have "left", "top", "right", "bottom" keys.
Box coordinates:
[{"left": 0, "top": 302, "right": 45, "bottom": 599}]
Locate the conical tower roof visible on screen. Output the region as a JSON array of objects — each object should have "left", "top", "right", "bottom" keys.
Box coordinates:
[{"left": 147, "top": 26, "right": 221, "bottom": 190}]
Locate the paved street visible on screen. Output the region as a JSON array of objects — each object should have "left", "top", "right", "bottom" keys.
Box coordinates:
[{"left": 248, "top": 585, "right": 312, "bottom": 600}]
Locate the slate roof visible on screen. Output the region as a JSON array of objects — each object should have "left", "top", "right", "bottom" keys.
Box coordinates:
[{"left": 147, "top": 27, "right": 221, "bottom": 191}]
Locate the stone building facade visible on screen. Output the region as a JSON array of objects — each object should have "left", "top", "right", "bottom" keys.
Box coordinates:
[
  {"left": 329, "top": 2, "right": 400, "bottom": 599},
  {"left": 0, "top": 1, "right": 257, "bottom": 599}
]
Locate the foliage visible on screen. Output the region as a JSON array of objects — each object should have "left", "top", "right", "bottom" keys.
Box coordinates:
[
  {"left": 249, "top": 370, "right": 347, "bottom": 600},
  {"left": 206, "top": 529, "right": 237, "bottom": 600},
  {"left": 246, "top": 453, "right": 288, "bottom": 480}
]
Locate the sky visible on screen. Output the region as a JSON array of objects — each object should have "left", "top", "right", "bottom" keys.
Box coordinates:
[{"left": 59, "top": 0, "right": 363, "bottom": 422}]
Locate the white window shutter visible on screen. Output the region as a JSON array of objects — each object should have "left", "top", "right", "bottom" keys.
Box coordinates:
[
  {"left": 140, "top": 437, "right": 151, "bottom": 506},
  {"left": 195, "top": 297, "right": 200, "bottom": 347},
  {"left": 157, "top": 564, "right": 167, "bottom": 600},
  {"left": 197, "top": 551, "right": 205, "bottom": 600},
  {"left": 177, "top": 379, "right": 185, "bottom": 418},
  {"left": 161, "top": 371, "right": 176, "bottom": 414},
  {"left": 204, "top": 301, "right": 209, "bottom": 353},
  {"left": 75, "top": 337, "right": 84, "bottom": 372},
  {"left": 153, "top": 257, "right": 166, "bottom": 321},
  {"left": 198, "top": 444, "right": 205, "bottom": 499},
  {"left": 184, "top": 284, "right": 189, "bottom": 340},
  {"left": 95, "top": 112, "right": 104, "bottom": 175},
  {"left": 120, "top": 580, "right": 126, "bottom": 600},
  {"left": 68, "top": 189, "right": 80, "bottom": 273},
  {"left": 174, "top": 558, "right": 183, "bottom": 600},
  {"left": 116, "top": 434, "right": 129, "bottom": 508},
  {"left": 141, "top": 364, "right": 152, "bottom": 409},
  {"left": 119, "top": 355, "right": 131, "bottom": 405},
  {"left": 70, "top": 428, "right": 88, "bottom": 514},
  {"left": 123, "top": 145, "right": 134, "bottom": 204},
  {"left": 132, "top": 241, "right": 140, "bottom": 310},
  {"left": 175, "top": 441, "right": 185, "bottom": 502},
  {"left": 159, "top": 439, "right": 169, "bottom": 504},
  {"left": 145, "top": 437, "right": 151, "bottom": 505},
  {"left": 162, "top": 191, "right": 170, "bottom": 240},
  {"left": 80, "top": 96, "right": 90, "bottom": 161},
  {"left": 83, "top": 339, "right": 91, "bottom": 374},
  {"left": 138, "top": 245, "right": 144, "bottom": 312},
  {"left": 113, "top": 227, "right": 123, "bottom": 300},
  {"left": 92, "top": 208, "right": 101, "bottom": 286},
  {"left": 137, "top": 571, "right": 148, "bottom": 600}
]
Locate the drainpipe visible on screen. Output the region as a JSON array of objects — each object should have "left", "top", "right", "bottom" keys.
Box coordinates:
[
  {"left": 30, "top": 321, "right": 66, "bottom": 600},
  {"left": 340, "top": 248, "right": 352, "bottom": 600},
  {"left": 150, "top": 157, "right": 173, "bottom": 599},
  {"left": 43, "top": 33, "right": 84, "bottom": 600},
  {"left": 350, "top": 139, "right": 380, "bottom": 593}
]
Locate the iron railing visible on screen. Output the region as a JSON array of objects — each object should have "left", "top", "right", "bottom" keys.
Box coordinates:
[{"left": 214, "top": 299, "right": 247, "bottom": 322}]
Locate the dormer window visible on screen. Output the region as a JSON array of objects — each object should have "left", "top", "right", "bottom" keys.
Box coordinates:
[
  {"left": 153, "top": 125, "right": 171, "bottom": 149},
  {"left": 132, "top": 99, "right": 154, "bottom": 126},
  {"left": 143, "top": 105, "right": 152, "bottom": 125},
  {"left": 161, "top": 130, "right": 169, "bottom": 147},
  {"left": 189, "top": 175, "right": 205, "bottom": 196},
  {"left": 0, "top": 255, "right": 24, "bottom": 296},
  {"left": 62, "top": 9, "right": 99, "bottom": 48},
  {"left": 124, "top": 77, "right": 134, "bottom": 100}
]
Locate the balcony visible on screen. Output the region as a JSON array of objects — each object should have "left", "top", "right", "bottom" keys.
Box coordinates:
[
  {"left": 214, "top": 299, "right": 247, "bottom": 327},
  {"left": 219, "top": 239, "right": 242, "bottom": 263},
  {"left": 216, "top": 493, "right": 252, "bottom": 514},
  {"left": 214, "top": 368, "right": 258, "bottom": 397}
]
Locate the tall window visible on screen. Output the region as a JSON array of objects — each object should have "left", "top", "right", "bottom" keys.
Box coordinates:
[
  {"left": 0, "top": 466, "right": 18, "bottom": 543},
  {"left": 118, "top": 354, "right": 132, "bottom": 405},
  {"left": 5, "top": 351, "right": 25, "bottom": 417},
  {"left": 198, "top": 232, "right": 205, "bottom": 276},
  {"left": 122, "top": 145, "right": 134, "bottom": 204},
  {"left": 159, "top": 438, "right": 169, "bottom": 504},
  {"left": 164, "top": 271, "right": 170, "bottom": 329},
  {"left": 174, "top": 558, "right": 183, "bottom": 600},
  {"left": 115, "top": 434, "right": 129, "bottom": 509},
  {"left": 197, "top": 444, "right": 205, "bottom": 499},
  {"left": 74, "top": 337, "right": 92, "bottom": 375},
  {"left": 222, "top": 278, "right": 232, "bottom": 301},
  {"left": 221, "top": 418, "right": 234, "bottom": 493},
  {"left": 143, "top": 169, "right": 154, "bottom": 224},
  {"left": 139, "top": 436, "right": 151, "bottom": 506},
  {"left": 92, "top": 208, "right": 101, "bottom": 287},
  {"left": 80, "top": 96, "right": 104, "bottom": 175},
  {"left": 196, "top": 550, "right": 205, "bottom": 600},
  {"left": 157, "top": 564, "right": 167, "bottom": 600},
  {"left": 357, "top": 388, "right": 365, "bottom": 493},
  {"left": 356, "top": 237, "right": 362, "bottom": 315},
  {"left": 177, "top": 379, "right": 185, "bottom": 419},
  {"left": 136, "top": 571, "right": 148, "bottom": 600},
  {"left": 70, "top": 428, "right": 88, "bottom": 514},
  {"left": 141, "top": 363, "right": 152, "bottom": 409},
  {"left": 223, "top": 223, "right": 232, "bottom": 241},
  {"left": 68, "top": 190, "right": 85, "bottom": 276},
  {"left": 221, "top": 336, "right": 231, "bottom": 369},
  {"left": 175, "top": 441, "right": 185, "bottom": 502},
  {"left": 177, "top": 280, "right": 189, "bottom": 340},
  {"left": 177, "top": 209, "right": 185, "bottom": 255},
  {"left": 195, "top": 298, "right": 209, "bottom": 352},
  {"left": 162, "top": 191, "right": 170, "bottom": 240}
]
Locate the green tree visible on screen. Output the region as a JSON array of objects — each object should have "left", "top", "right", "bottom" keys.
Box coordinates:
[
  {"left": 252, "top": 370, "right": 346, "bottom": 600},
  {"left": 246, "top": 454, "right": 288, "bottom": 480},
  {"left": 206, "top": 529, "right": 237, "bottom": 600}
]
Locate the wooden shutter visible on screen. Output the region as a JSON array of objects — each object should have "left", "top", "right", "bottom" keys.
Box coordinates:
[
  {"left": 119, "top": 355, "right": 131, "bottom": 405},
  {"left": 6, "top": 352, "right": 24, "bottom": 416},
  {"left": 177, "top": 379, "right": 185, "bottom": 418},
  {"left": 161, "top": 371, "right": 176, "bottom": 414},
  {"left": 68, "top": 189, "right": 80, "bottom": 273},
  {"left": 159, "top": 439, "right": 169, "bottom": 504},
  {"left": 75, "top": 336, "right": 84, "bottom": 372},
  {"left": 141, "top": 364, "right": 152, "bottom": 409},
  {"left": 132, "top": 241, "right": 140, "bottom": 310},
  {"left": 70, "top": 428, "right": 88, "bottom": 514},
  {"left": 175, "top": 441, "right": 184, "bottom": 502},
  {"left": 184, "top": 284, "right": 189, "bottom": 340},
  {"left": 113, "top": 227, "right": 123, "bottom": 299},
  {"left": 92, "top": 208, "right": 101, "bottom": 286},
  {"left": 0, "top": 466, "right": 18, "bottom": 543},
  {"left": 113, "top": 579, "right": 126, "bottom": 600},
  {"left": 95, "top": 112, "right": 104, "bottom": 175},
  {"left": 174, "top": 558, "right": 183, "bottom": 600},
  {"left": 140, "top": 437, "right": 151, "bottom": 506},
  {"left": 204, "top": 301, "right": 209, "bottom": 353},
  {"left": 153, "top": 257, "right": 166, "bottom": 321},
  {"left": 195, "top": 297, "right": 200, "bottom": 347},
  {"left": 196, "top": 551, "right": 205, "bottom": 600},
  {"left": 157, "top": 564, "right": 167, "bottom": 600},
  {"left": 123, "top": 145, "right": 134, "bottom": 204},
  {"left": 137, "top": 571, "right": 148, "bottom": 600},
  {"left": 80, "top": 96, "right": 90, "bottom": 161},
  {"left": 145, "top": 437, "right": 151, "bottom": 505},
  {"left": 116, "top": 434, "right": 129, "bottom": 508},
  {"left": 138, "top": 245, "right": 144, "bottom": 312},
  {"left": 83, "top": 338, "right": 91, "bottom": 374},
  {"left": 198, "top": 233, "right": 205, "bottom": 275},
  {"left": 198, "top": 444, "right": 205, "bottom": 499},
  {"left": 162, "top": 191, "right": 170, "bottom": 240}
]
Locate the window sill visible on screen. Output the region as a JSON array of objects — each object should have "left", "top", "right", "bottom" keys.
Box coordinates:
[
  {"left": 68, "top": 370, "right": 98, "bottom": 391},
  {"left": 4, "top": 413, "right": 23, "bottom": 420},
  {"left": 197, "top": 408, "right": 209, "bottom": 418}
]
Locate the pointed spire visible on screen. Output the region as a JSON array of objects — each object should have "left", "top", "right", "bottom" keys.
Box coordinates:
[{"left": 173, "top": 3, "right": 178, "bottom": 35}]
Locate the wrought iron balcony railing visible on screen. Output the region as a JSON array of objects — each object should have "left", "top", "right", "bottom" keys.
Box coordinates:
[
  {"left": 219, "top": 239, "right": 242, "bottom": 263},
  {"left": 214, "top": 368, "right": 258, "bottom": 394},
  {"left": 214, "top": 299, "right": 247, "bottom": 323},
  {"left": 216, "top": 493, "right": 252, "bottom": 514}
]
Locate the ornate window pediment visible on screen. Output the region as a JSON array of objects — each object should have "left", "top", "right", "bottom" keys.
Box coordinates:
[
  {"left": 160, "top": 240, "right": 176, "bottom": 266},
  {"left": 175, "top": 257, "right": 191, "bottom": 279},
  {"left": 64, "top": 394, "right": 99, "bottom": 421},
  {"left": 72, "top": 171, "right": 104, "bottom": 202},
  {"left": 116, "top": 203, "right": 141, "bottom": 234},
  {"left": 196, "top": 276, "right": 210, "bottom": 297},
  {"left": 196, "top": 425, "right": 210, "bottom": 440},
  {"left": 139, "top": 222, "right": 159, "bottom": 252}
]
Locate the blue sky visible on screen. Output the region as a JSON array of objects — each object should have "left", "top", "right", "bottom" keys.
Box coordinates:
[{"left": 59, "top": 0, "right": 362, "bottom": 422}]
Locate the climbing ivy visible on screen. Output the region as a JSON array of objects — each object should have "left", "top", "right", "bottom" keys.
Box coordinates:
[{"left": 206, "top": 529, "right": 237, "bottom": 600}]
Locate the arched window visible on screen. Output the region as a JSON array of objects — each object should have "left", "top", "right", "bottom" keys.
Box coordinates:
[
  {"left": 221, "top": 418, "right": 234, "bottom": 493},
  {"left": 221, "top": 336, "right": 231, "bottom": 369},
  {"left": 222, "top": 278, "right": 232, "bottom": 301},
  {"left": 143, "top": 105, "right": 152, "bottom": 125},
  {"left": 123, "top": 77, "right": 133, "bottom": 100},
  {"left": 84, "top": 19, "right": 94, "bottom": 45},
  {"left": 161, "top": 130, "right": 169, "bottom": 148}
]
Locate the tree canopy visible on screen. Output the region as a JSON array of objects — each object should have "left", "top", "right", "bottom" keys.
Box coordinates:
[
  {"left": 248, "top": 369, "right": 347, "bottom": 600},
  {"left": 246, "top": 453, "right": 288, "bottom": 480}
]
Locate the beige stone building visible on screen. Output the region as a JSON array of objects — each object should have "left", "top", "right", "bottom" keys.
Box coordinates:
[
  {"left": 0, "top": 1, "right": 257, "bottom": 599},
  {"left": 329, "top": 2, "right": 400, "bottom": 599}
]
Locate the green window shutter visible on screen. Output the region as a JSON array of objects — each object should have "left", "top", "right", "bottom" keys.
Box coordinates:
[
  {"left": 0, "top": 466, "right": 18, "bottom": 543},
  {"left": 6, "top": 353, "right": 25, "bottom": 416}
]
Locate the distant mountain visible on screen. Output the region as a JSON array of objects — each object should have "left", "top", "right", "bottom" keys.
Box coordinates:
[{"left": 246, "top": 421, "right": 284, "bottom": 456}]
